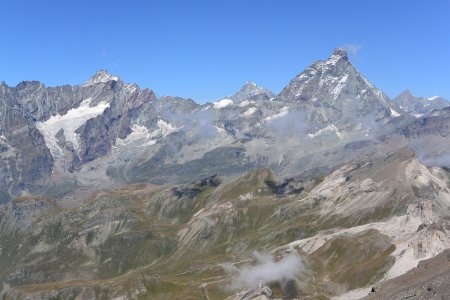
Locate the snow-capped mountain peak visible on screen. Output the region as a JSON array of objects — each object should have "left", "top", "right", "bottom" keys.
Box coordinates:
[
  {"left": 230, "top": 81, "right": 274, "bottom": 102},
  {"left": 327, "top": 47, "right": 349, "bottom": 64},
  {"left": 278, "top": 48, "right": 395, "bottom": 127},
  {"left": 83, "top": 70, "right": 119, "bottom": 87}
]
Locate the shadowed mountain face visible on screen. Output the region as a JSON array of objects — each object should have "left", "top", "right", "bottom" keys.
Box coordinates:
[{"left": 2, "top": 49, "right": 450, "bottom": 299}]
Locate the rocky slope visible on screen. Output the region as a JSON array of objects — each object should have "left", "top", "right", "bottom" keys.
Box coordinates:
[
  {"left": 1, "top": 145, "right": 450, "bottom": 299},
  {"left": 365, "top": 249, "right": 450, "bottom": 299}
]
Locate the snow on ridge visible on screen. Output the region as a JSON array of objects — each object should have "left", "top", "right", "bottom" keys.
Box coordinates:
[
  {"left": 213, "top": 99, "right": 233, "bottom": 108},
  {"left": 117, "top": 119, "right": 179, "bottom": 147},
  {"left": 243, "top": 107, "right": 257, "bottom": 116},
  {"left": 83, "top": 71, "right": 119, "bottom": 87},
  {"left": 36, "top": 98, "right": 110, "bottom": 158},
  {"left": 238, "top": 100, "right": 255, "bottom": 107},
  {"left": 238, "top": 100, "right": 250, "bottom": 107},
  {"left": 124, "top": 83, "right": 138, "bottom": 94},
  {"left": 428, "top": 96, "right": 440, "bottom": 101},
  {"left": 116, "top": 124, "right": 157, "bottom": 147},
  {"left": 331, "top": 74, "right": 349, "bottom": 99},
  {"left": 308, "top": 124, "right": 342, "bottom": 139},
  {"left": 264, "top": 106, "right": 289, "bottom": 122},
  {"left": 390, "top": 108, "right": 401, "bottom": 117},
  {"left": 326, "top": 53, "right": 343, "bottom": 65},
  {"left": 214, "top": 125, "right": 226, "bottom": 134}
]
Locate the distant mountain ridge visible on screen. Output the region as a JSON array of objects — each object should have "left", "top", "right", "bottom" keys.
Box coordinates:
[
  {"left": 0, "top": 48, "right": 446, "bottom": 204},
  {"left": 393, "top": 89, "right": 449, "bottom": 116}
]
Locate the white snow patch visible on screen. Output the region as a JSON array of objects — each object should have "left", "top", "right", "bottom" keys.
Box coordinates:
[
  {"left": 117, "top": 120, "right": 179, "bottom": 147},
  {"left": 308, "top": 124, "right": 342, "bottom": 139},
  {"left": 264, "top": 107, "right": 289, "bottom": 122},
  {"left": 238, "top": 100, "right": 255, "bottom": 107},
  {"left": 331, "top": 74, "right": 348, "bottom": 99},
  {"left": 428, "top": 96, "right": 440, "bottom": 101},
  {"left": 238, "top": 100, "right": 250, "bottom": 107},
  {"left": 116, "top": 124, "right": 157, "bottom": 147},
  {"left": 243, "top": 107, "right": 257, "bottom": 116},
  {"left": 214, "top": 126, "right": 226, "bottom": 134},
  {"left": 413, "top": 113, "right": 424, "bottom": 118},
  {"left": 213, "top": 99, "right": 233, "bottom": 108},
  {"left": 36, "top": 98, "right": 110, "bottom": 158},
  {"left": 390, "top": 108, "right": 401, "bottom": 117},
  {"left": 327, "top": 53, "right": 342, "bottom": 65}
]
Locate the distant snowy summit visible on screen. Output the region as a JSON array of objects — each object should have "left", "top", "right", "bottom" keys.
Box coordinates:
[
  {"left": 212, "top": 81, "right": 274, "bottom": 108},
  {"left": 83, "top": 69, "right": 119, "bottom": 87},
  {"left": 229, "top": 81, "right": 275, "bottom": 102},
  {"left": 393, "top": 89, "right": 449, "bottom": 117}
]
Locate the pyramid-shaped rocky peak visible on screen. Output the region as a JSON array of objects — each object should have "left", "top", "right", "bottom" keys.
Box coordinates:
[
  {"left": 278, "top": 48, "right": 397, "bottom": 122},
  {"left": 83, "top": 70, "right": 119, "bottom": 87},
  {"left": 398, "top": 89, "right": 413, "bottom": 98},
  {"left": 230, "top": 81, "right": 274, "bottom": 102},
  {"left": 328, "top": 47, "right": 349, "bottom": 63}
]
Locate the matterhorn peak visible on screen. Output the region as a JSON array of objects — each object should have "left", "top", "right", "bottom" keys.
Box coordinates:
[
  {"left": 332, "top": 47, "right": 348, "bottom": 58},
  {"left": 327, "top": 47, "right": 349, "bottom": 64},
  {"left": 83, "top": 69, "right": 119, "bottom": 87}
]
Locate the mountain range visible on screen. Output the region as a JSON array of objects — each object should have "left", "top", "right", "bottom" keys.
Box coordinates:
[{"left": 1, "top": 48, "right": 450, "bottom": 299}]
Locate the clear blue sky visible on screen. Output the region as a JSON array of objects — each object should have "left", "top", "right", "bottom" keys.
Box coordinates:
[{"left": 1, "top": 0, "right": 449, "bottom": 102}]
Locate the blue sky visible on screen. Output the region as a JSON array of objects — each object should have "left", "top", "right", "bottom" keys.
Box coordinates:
[{"left": 1, "top": 0, "right": 449, "bottom": 102}]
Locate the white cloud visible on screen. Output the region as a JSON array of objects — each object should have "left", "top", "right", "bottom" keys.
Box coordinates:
[
  {"left": 344, "top": 44, "right": 363, "bottom": 55},
  {"left": 220, "top": 252, "right": 306, "bottom": 291}
]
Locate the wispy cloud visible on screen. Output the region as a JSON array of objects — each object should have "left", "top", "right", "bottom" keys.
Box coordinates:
[
  {"left": 344, "top": 44, "right": 363, "bottom": 55},
  {"left": 220, "top": 252, "right": 306, "bottom": 291}
]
